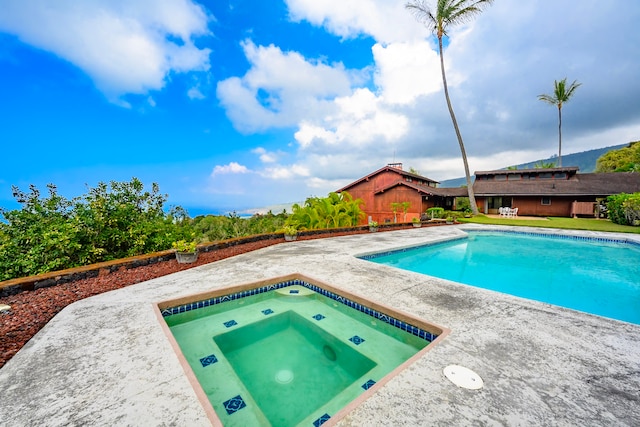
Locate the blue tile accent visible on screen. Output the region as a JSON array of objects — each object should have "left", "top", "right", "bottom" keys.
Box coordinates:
[
  {"left": 312, "top": 314, "right": 326, "bottom": 321},
  {"left": 362, "top": 379, "right": 376, "bottom": 390},
  {"left": 313, "top": 413, "right": 331, "bottom": 426},
  {"left": 349, "top": 335, "right": 365, "bottom": 345},
  {"left": 289, "top": 289, "right": 299, "bottom": 294},
  {"left": 199, "top": 354, "right": 218, "bottom": 367},
  {"left": 161, "top": 279, "right": 437, "bottom": 343},
  {"left": 262, "top": 308, "right": 274, "bottom": 315},
  {"left": 223, "top": 320, "right": 237, "bottom": 328},
  {"left": 223, "top": 395, "right": 246, "bottom": 414}
]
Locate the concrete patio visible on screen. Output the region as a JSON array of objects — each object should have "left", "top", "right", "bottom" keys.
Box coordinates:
[{"left": 1, "top": 224, "right": 639, "bottom": 426}]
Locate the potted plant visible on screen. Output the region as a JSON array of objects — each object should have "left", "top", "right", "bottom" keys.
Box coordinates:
[
  {"left": 283, "top": 225, "right": 298, "bottom": 241},
  {"left": 412, "top": 217, "right": 422, "bottom": 228},
  {"left": 369, "top": 221, "right": 378, "bottom": 232},
  {"left": 172, "top": 239, "right": 198, "bottom": 264},
  {"left": 463, "top": 208, "right": 472, "bottom": 218},
  {"left": 445, "top": 216, "right": 454, "bottom": 225}
]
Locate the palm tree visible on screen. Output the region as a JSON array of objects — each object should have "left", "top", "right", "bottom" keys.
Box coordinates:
[
  {"left": 538, "top": 78, "right": 582, "bottom": 167},
  {"left": 406, "top": 0, "right": 493, "bottom": 215}
]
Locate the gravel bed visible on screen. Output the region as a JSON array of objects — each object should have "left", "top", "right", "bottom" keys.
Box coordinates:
[{"left": 0, "top": 229, "right": 380, "bottom": 369}]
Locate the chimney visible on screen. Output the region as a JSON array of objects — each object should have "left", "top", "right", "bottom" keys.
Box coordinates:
[{"left": 388, "top": 162, "right": 403, "bottom": 170}]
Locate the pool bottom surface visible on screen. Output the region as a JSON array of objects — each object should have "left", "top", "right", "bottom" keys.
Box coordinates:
[
  {"left": 166, "top": 284, "right": 432, "bottom": 426},
  {"left": 216, "top": 311, "right": 375, "bottom": 426}
]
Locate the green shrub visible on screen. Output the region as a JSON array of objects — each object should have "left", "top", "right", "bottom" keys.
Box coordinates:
[
  {"left": 426, "top": 207, "right": 445, "bottom": 219},
  {"left": 606, "top": 193, "right": 640, "bottom": 226}
]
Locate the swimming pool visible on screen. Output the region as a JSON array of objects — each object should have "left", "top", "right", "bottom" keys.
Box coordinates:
[
  {"left": 365, "top": 231, "right": 640, "bottom": 324},
  {"left": 157, "top": 275, "right": 447, "bottom": 426}
]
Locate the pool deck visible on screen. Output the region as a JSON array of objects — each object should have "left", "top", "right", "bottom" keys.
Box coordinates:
[{"left": 1, "top": 224, "right": 639, "bottom": 426}]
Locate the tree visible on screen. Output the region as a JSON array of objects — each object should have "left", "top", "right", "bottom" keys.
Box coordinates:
[
  {"left": 406, "top": 0, "right": 493, "bottom": 215},
  {"left": 596, "top": 141, "right": 640, "bottom": 173},
  {"left": 534, "top": 161, "right": 557, "bottom": 169},
  {"left": 538, "top": 78, "right": 582, "bottom": 167}
]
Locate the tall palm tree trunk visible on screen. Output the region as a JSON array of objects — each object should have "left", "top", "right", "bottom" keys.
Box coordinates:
[
  {"left": 557, "top": 106, "right": 562, "bottom": 167},
  {"left": 438, "top": 36, "right": 479, "bottom": 214}
]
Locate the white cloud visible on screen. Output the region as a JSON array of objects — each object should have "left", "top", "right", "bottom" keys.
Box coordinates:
[
  {"left": 0, "top": 0, "right": 211, "bottom": 103},
  {"left": 261, "top": 164, "right": 310, "bottom": 180},
  {"left": 187, "top": 87, "right": 206, "bottom": 100},
  {"left": 211, "top": 162, "right": 250, "bottom": 175},
  {"left": 251, "top": 147, "right": 279, "bottom": 163},
  {"left": 372, "top": 41, "right": 441, "bottom": 104},
  {"left": 285, "top": 0, "right": 426, "bottom": 43},
  {"left": 216, "top": 40, "right": 352, "bottom": 132}
]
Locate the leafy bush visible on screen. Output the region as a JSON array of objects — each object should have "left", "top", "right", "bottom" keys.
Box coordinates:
[
  {"left": 606, "top": 193, "right": 640, "bottom": 226},
  {"left": 0, "top": 179, "right": 192, "bottom": 281}
]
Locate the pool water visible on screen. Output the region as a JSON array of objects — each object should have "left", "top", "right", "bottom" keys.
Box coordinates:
[
  {"left": 367, "top": 231, "right": 640, "bottom": 324},
  {"left": 215, "top": 311, "right": 375, "bottom": 426},
  {"left": 161, "top": 279, "right": 443, "bottom": 426}
]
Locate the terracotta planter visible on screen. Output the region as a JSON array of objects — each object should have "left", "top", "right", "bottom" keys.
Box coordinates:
[{"left": 175, "top": 251, "right": 198, "bottom": 264}]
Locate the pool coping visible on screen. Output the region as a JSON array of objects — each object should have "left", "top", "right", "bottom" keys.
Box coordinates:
[{"left": 1, "top": 224, "right": 639, "bottom": 426}]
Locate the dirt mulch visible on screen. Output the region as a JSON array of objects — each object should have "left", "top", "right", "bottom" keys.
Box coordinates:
[{"left": 0, "top": 228, "right": 380, "bottom": 369}]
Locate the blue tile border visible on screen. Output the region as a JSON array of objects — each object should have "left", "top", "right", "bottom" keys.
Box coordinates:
[
  {"left": 312, "top": 314, "right": 326, "bottom": 321},
  {"left": 161, "top": 278, "right": 438, "bottom": 343},
  {"left": 358, "top": 236, "right": 468, "bottom": 260},
  {"left": 468, "top": 229, "right": 640, "bottom": 247},
  {"left": 261, "top": 308, "right": 274, "bottom": 315}
]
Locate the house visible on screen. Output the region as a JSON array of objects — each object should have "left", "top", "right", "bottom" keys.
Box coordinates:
[
  {"left": 473, "top": 167, "right": 640, "bottom": 217},
  {"left": 336, "top": 163, "right": 467, "bottom": 224},
  {"left": 337, "top": 163, "right": 640, "bottom": 221}
]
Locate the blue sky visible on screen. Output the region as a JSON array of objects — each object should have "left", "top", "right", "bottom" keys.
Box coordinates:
[{"left": 1, "top": 0, "right": 639, "bottom": 216}]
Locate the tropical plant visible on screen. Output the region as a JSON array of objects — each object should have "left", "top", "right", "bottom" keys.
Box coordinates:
[
  {"left": 596, "top": 141, "right": 640, "bottom": 173},
  {"left": 285, "top": 191, "right": 365, "bottom": 230},
  {"left": 406, "top": 0, "right": 493, "bottom": 216},
  {"left": 534, "top": 161, "right": 557, "bottom": 169},
  {"left": 538, "top": 78, "right": 582, "bottom": 167}
]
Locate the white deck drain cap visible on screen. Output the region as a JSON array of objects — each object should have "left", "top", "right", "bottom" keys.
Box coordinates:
[{"left": 443, "top": 365, "right": 484, "bottom": 390}]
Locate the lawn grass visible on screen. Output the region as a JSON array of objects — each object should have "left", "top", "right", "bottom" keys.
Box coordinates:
[{"left": 457, "top": 215, "right": 640, "bottom": 234}]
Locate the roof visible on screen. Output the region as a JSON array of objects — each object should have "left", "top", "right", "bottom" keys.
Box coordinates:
[
  {"left": 337, "top": 164, "right": 439, "bottom": 193},
  {"left": 473, "top": 172, "right": 640, "bottom": 197},
  {"left": 475, "top": 166, "right": 580, "bottom": 176},
  {"left": 374, "top": 181, "right": 469, "bottom": 197}
]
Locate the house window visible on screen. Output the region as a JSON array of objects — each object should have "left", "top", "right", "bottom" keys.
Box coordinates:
[
  {"left": 554, "top": 172, "right": 567, "bottom": 179},
  {"left": 538, "top": 172, "right": 553, "bottom": 179},
  {"left": 406, "top": 177, "right": 412, "bottom": 182},
  {"left": 495, "top": 174, "right": 507, "bottom": 181},
  {"left": 541, "top": 197, "right": 551, "bottom": 205}
]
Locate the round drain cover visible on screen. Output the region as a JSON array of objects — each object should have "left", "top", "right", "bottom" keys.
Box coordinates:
[
  {"left": 275, "top": 369, "right": 294, "bottom": 384},
  {"left": 443, "top": 365, "right": 484, "bottom": 390}
]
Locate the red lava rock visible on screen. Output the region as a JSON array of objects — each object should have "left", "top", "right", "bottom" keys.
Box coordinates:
[{"left": 0, "top": 228, "right": 388, "bottom": 369}]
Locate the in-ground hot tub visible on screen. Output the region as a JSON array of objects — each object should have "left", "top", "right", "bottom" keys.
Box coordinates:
[{"left": 155, "top": 274, "right": 448, "bottom": 426}]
